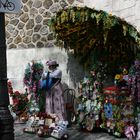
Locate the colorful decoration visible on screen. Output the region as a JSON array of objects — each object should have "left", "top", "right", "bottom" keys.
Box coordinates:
[
  {"left": 8, "top": 81, "right": 29, "bottom": 116},
  {"left": 113, "top": 66, "right": 129, "bottom": 88},
  {"left": 23, "top": 113, "right": 68, "bottom": 139},
  {"left": 75, "top": 62, "right": 138, "bottom": 138},
  {"left": 75, "top": 63, "right": 106, "bottom": 131},
  {"left": 23, "top": 60, "right": 44, "bottom": 99},
  {"left": 124, "top": 124, "right": 136, "bottom": 139}
]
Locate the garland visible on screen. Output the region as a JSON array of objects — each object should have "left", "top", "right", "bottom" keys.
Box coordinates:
[{"left": 23, "top": 60, "right": 44, "bottom": 96}]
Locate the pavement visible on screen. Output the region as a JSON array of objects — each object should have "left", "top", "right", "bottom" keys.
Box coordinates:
[{"left": 14, "top": 123, "right": 128, "bottom": 140}]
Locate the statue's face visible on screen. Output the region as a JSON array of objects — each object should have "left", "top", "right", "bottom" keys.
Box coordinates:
[{"left": 48, "top": 65, "right": 56, "bottom": 71}]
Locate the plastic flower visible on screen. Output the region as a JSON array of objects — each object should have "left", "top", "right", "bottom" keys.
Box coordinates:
[
  {"left": 14, "top": 91, "right": 20, "bottom": 96},
  {"left": 24, "top": 61, "right": 44, "bottom": 94},
  {"left": 123, "top": 68, "right": 128, "bottom": 75},
  {"left": 13, "top": 98, "right": 19, "bottom": 105},
  {"left": 115, "top": 74, "right": 121, "bottom": 80},
  {"left": 115, "top": 74, "right": 123, "bottom": 82},
  {"left": 104, "top": 102, "right": 113, "bottom": 119}
]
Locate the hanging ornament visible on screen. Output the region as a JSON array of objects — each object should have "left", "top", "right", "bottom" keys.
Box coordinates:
[
  {"left": 84, "top": 9, "right": 89, "bottom": 21},
  {"left": 75, "top": 9, "right": 81, "bottom": 22},
  {"left": 80, "top": 9, "right": 85, "bottom": 22},
  {"left": 123, "top": 25, "right": 127, "bottom": 36},
  {"left": 61, "top": 10, "right": 68, "bottom": 23},
  {"left": 70, "top": 9, "right": 76, "bottom": 22}
]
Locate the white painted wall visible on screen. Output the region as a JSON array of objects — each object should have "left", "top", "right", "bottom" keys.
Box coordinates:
[
  {"left": 7, "top": 48, "right": 85, "bottom": 92},
  {"left": 84, "top": 0, "right": 140, "bottom": 31}
]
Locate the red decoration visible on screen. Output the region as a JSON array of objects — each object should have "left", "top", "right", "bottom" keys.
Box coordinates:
[
  {"left": 103, "top": 86, "right": 129, "bottom": 96},
  {"left": 8, "top": 81, "right": 29, "bottom": 115},
  {"left": 103, "top": 86, "right": 119, "bottom": 95}
]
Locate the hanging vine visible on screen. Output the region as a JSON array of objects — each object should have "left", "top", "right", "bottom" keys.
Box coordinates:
[{"left": 49, "top": 6, "right": 140, "bottom": 75}]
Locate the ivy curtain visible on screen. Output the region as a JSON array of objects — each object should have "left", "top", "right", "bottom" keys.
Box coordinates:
[{"left": 49, "top": 6, "right": 140, "bottom": 75}]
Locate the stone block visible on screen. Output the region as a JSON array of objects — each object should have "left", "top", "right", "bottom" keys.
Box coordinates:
[
  {"left": 32, "top": 34, "right": 41, "bottom": 43},
  {"left": 10, "top": 19, "right": 19, "bottom": 26},
  {"left": 26, "top": 19, "right": 34, "bottom": 30},
  {"left": 14, "top": 35, "right": 22, "bottom": 44},
  {"left": 23, "top": 36, "right": 32, "bottom": 44},
  {"left": 33, "top": 0, "right": 42, "bottom": 8},
  {"left": 40, "top": 26, "right": 48, "bottom": 35},
  {"left": 36, "top": 41, "right": 44, "bottom": 48},
  {"left": 20, "top": 13, "right": 29, "bottom": 23},
  {"left": 7, "top": 38, "right": 13, "bottom": 44},
  {"left": 43, "top": 0, "right": 53, "bottom": 9},
  {"left": 35, "top": 15, "right": 43, "bottom": 23},
  {"left": 23, "top": 5, "right": 29, "bottom": 12},
  {"left": 34, "top": 24, "right": 41, "bottom": 32},
  {"left": 18, "top": 22, "right": 25, "bottom": 30}
]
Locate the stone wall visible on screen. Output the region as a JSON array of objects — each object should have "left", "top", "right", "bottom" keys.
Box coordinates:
[{"left": 5, "top": 0, "right": 84, "bottom": 49}]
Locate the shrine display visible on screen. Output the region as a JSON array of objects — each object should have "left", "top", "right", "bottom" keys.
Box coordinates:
[
  {"left": 23, "top": 113, "right": 69, "bottom": 139},
  {"left": 75, "top": 62, "right": 106, "bottom": 132},
  {"left": 74, "top": 61, "right": 139, "bottom": 139},
  {"left": 48, "top": 5, "right": 140, "bottom": 139},
  {"left": 21, "top": 60, "right": 69, "bottom": 139},
  {"left": 8, "top": 56, "right": 140, "bottom": 140},
  {"left": 8, "top": 57, "right": 140, "bottom": 140}
]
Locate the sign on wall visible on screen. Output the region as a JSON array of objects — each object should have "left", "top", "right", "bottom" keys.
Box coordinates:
[{"left": 0, "top": 0, "right": 21, "bottom": 13}]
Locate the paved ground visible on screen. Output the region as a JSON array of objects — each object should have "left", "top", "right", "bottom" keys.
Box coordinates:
[{"left": 14, "top": 123, "right": 128, "bottom": 140}]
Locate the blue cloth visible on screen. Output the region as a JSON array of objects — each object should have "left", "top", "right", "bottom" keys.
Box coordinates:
[
  {"left": 39, "top": 72, "right": 53, "bottom": 90},
  {"left": 104, "top": 103, "right": 113, "bottom": 119}
]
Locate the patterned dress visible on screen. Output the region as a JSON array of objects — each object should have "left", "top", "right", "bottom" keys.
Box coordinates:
[{"left": 42, "top": 69, "right": 65, "bottom": 120}]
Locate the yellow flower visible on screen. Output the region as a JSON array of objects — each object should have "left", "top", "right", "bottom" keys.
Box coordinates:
[
  {"left": 123, "top": 68, "right": 128, "bottom": 75},
  {"left": 115, "top": 74, "right": 121, "bottom": 80}
]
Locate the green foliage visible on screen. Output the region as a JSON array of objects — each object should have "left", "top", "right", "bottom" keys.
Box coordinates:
[
  {"left": 24, "top": 61, "right": 44, "bottom": 92},
  {"left": 50, "top": 6, "right": 140, "bottom": 75}
]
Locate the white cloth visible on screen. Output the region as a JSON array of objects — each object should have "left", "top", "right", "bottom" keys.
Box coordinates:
[
  {"left": 42, "top": 69, "right": 62, "bottom": 79},
  {"left": 42, "top": 68, "right": 65, "bottom": 120},
  {"left": 49, "top": 69, "right": 62, "bottom": 79}
]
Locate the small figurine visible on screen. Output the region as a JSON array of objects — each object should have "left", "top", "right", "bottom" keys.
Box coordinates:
[{"left": 124, "top": 122, "right": 135, "bottom": 139}]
